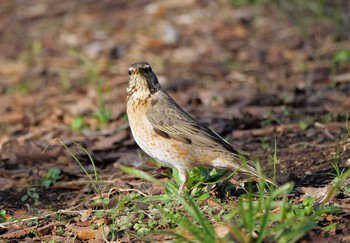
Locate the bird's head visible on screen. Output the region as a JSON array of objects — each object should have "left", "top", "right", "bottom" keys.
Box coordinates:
[{"left": 127, "top": 62, "right": 161, "bottom": 95}]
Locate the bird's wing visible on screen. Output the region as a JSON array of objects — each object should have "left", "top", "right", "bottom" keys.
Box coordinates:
[{"left": 146, "top": 92, "right": 246, "bottom": 157}]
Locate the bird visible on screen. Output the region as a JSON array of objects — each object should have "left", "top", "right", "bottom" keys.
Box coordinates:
[{"left": 126, "top": 62, "right": 274, "bottom": 194}]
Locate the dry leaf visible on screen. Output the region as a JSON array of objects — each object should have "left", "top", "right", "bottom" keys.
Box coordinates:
[
  {"left": 301, "top": 185, "right": 338, "bottom": 204},
  {"left": 80, "top": 208, "right": 92, "bottom": 222},
  {"left": 77, "top": 229, "right": 96, "bottom": 240},
  {"left": 0, "top": 226, "right": 35, "bottom": 239}
]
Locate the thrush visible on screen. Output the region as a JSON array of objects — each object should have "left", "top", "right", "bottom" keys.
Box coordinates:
[{"left": 126, "top": 62, "right": 274, "bottom": 194}]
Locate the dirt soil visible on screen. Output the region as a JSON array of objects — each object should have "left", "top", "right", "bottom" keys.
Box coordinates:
[{"left": 0, "top": 0, "right": 350, "bottom": 242}]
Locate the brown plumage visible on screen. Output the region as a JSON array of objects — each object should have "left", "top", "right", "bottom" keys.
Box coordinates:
[{"left": 126, "top": 62, "right": 274, "bottom": 194}]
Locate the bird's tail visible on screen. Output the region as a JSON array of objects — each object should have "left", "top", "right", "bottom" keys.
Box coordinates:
[
  {"left": 228, "top": 157, "right": 277, "bottom": 186},
  {"left": 243, "top": 163, "right": 277, "bottom": 186}
]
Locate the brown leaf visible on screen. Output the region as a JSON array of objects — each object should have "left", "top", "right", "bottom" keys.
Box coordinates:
[
  {"left": 301, "top": 185, "right": 338, "bottom": 204},
  {"left": 77, "top": 229, "right": 96, "bottom": 240},
  {"left": 0, "top": 112, "right": 24, "bottom": 124},
  {"left": 12, "top": 209, "right": 29, "bottom": 220},
  {"left": 91, "top": 130, "right": 129, "bottom": 151},
  {"left": 36, "top": 222, "right": 64, "bottom": 236},
  {"left": 0, "top": 177, "right": 14, "bottom": 191},
  {"left": 80, "top": 208, "right": 92, "bottom": 222},
  {"left": 0, "top": 60, "right": 26, "bottom": 77},
  {"left": 0, "top": 140, "right": 50, "bottom": 163},
  {"left": 0, "top": 226, "right": 35, "bottom": 239},
  {"left": 76, "top": 220, "right": 94, "bottom": 227},
  {"left": 214, "top": 225, "right": 230, "bottom": 238}
]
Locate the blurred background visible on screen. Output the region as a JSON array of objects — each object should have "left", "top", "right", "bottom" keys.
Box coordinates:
[
  {"left": 1, "top": 0, "right": 350, "bottom": 151},
  {"left": 1, "top": 0, "right": 350, "bottom": 185},
  {"left": 1, "top": 0, "right": 350, "bottom": 241}
]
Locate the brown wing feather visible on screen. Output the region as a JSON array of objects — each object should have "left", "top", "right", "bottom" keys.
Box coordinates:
[{"left": 146, "top": 91, "right": 247, "bottom": 157}]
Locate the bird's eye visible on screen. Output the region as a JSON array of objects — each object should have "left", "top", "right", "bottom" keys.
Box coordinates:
[{"left": 128, "top": 70, "right": 132, "bottom": 76}]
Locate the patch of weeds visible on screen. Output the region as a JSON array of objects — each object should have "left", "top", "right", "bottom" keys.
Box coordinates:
[
  {"left": 332, "top": 49, "right": 350, "bottom": 75},
  {"left": 21, "top": 187, "right": 40, "bottom": 202},
  {"left": 50, "top": 138, "right": 346, "bottom": 242},
  {"left": 133, "top": 214, "right": 153, "bottom": 235},
  {"left": 119, "top": 165, "right": 165, "bottom": 188},
  {"left": 259, "top": 136, "right": 270, "bottom": 150},
  {"left": 151, "top": 175, "right": 340, "bottom": 242},
  {"left": 92, "top": 197, "right": 110, "bottom": 209},
  {"left": 45, "top": 139, "right": 103, "bottom": 201},
  {"left": 343, "top": 178, "right": 350, "bottom": 196},
  {"left": 71, "top": 116, "right": 87, "bottom": 132},
  {"left": 55, "top": 226, "right": 65, "bottom": 235},
  {"left": 260, "top": 118, "right": 273, "bottom": 128},
  {"left": 94, "top": 210, "right": 104, "bottom": 218},
  {"left": 31, "top": 40, "right": 42, "bottom": 58},
  {"left": 59, "top": 70, "right": 71, "bottom": 90},
  {"left": 91, "top": 223, "right": 98, "bottom": 230},
  {"left": 120, "top": 163, "right": 273, "bottom": 240},
  {"left": 120, "top": 113, "right": 129, "bottom": 123},
  {"left": 27, "top": 218, "right": 39, "bottom": 227},
  {"left": 319, "top": 113, "right": 333, "bottom": 123},
  {"left": 327, "top": 119, "right": 350, "bottom": 195},
  {"left": 329, "top": 162, "right": 346, "bottom": 193},
  {"left": 119, "top": 165, "right": 218, "bottom": 238},
  {"left": 93, "top": 77, "right": 112, "bottom": 127},
  {"left": 46, "top": 139, "right": 173, "bottom": 240},
  {"left": 174, "top": 167, "right": 221, "bottom": 200},
  {"left": 5, "top": 81, "right": 32, "bottom": 94},
  {"left": 93, "top": 105, "right": 112, "bottom": 127},
  {"left": 19, "top": 39, "right": 42, "bottom": 66},
  {"left": 322, "top": 222, "right": 337, "bottom": 233},
  {"left": 42, "top": 167, "right": 61, "bottom": 189},
  {"left": 267, "top": 138, "right": 279, "bottom": 182},
  {"left": 300, "top": 62, "right": 309, "bottom": 74},
  {"left": 298, "top": 119, "right": 309, "bottom": 130},
  {"left": 346, "top": 114, "right": 350, "bottom": 137},
  {"left": 331, "top": 161, "right": 345, "bottom": 179},
  {"left": 225, "top": 182, "right": 341, "bottom": 242},
  {"left": 101, "top": 193, "right": 166, "bottom": 240},
  {"left": 336, "top": 114, "right": 350, "bottom": 164},
  {"left": 158, "top": 195, "right": 217, "bottom": 243},
  {"left": 0, "top": 209, "right": 7, "bottom": 223},
  {"left": 223, "top": 56, "right": 242, "bottom": 68},
  {"left": 275, "top": 0, "right": 349, "bottom": 40},
  {"left": 328, "top": 158, "right": 350, "bottom": 199},
  {"left": 121, "top": 163, "right": 236, "bottom": 202},
  {"left": 120, "top": 155, "right": 341, "bottom": 242},
  {"left": 46, "top": 139, "right": 139, "bottom": 240},
  {"left": 71, "top": 51, "right": 113, "bottom": 128},
  {"left": 281, "top": 105, "right": 291, "bottom": 117}
]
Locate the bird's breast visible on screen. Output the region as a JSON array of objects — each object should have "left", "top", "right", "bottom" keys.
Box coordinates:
[{"left": 126, "top": 96, "right": 196, "bottom": 168}]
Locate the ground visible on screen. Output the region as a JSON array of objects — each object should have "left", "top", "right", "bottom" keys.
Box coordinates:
[{"left": 0, "top": 0, "right": 350, "bottom": 242}]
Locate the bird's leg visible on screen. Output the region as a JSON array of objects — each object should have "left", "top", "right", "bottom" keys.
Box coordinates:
[{"left": 178, "top": 169, "right": 188, "bottom": 195}]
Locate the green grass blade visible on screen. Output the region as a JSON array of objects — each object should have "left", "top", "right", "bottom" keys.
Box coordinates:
[
  {"left": 278, "top": 219, "right": 316, "bottom": 243},
  {"left": 175, "top": 195, "right": 216, "bottom": 242},
  {"left": 45, "top": 138, "right": 102, "bottom": 198},
  {"left": 119, "top": 165, "right": 165, "bottom": 187}
]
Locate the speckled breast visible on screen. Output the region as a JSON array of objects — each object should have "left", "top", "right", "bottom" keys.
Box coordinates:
[{"left": 126, "top": 97, "right": 192, "bottom": 169}]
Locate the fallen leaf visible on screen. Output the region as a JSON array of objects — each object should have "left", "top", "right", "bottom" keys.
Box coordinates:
[
  {"left": 80, "top": 208, "right": 92, "bottom": 222},
  {"left": 0, "top": 226, "right": 35, "bottom": 239},
  {"left": 301, "top": 185, "right": 338, "bottom": 204},
  {"left": 77, "top": 229, "right": 96, "bottom": 240},
  {"left": 37, "top": 222, "right": 64, "bottom": 236},
  {"left": 0, "top": 177, "right": 14, "bottom": 191},
  {"left": 91, "top": 130, "right": 129, "bottom": 151}
]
